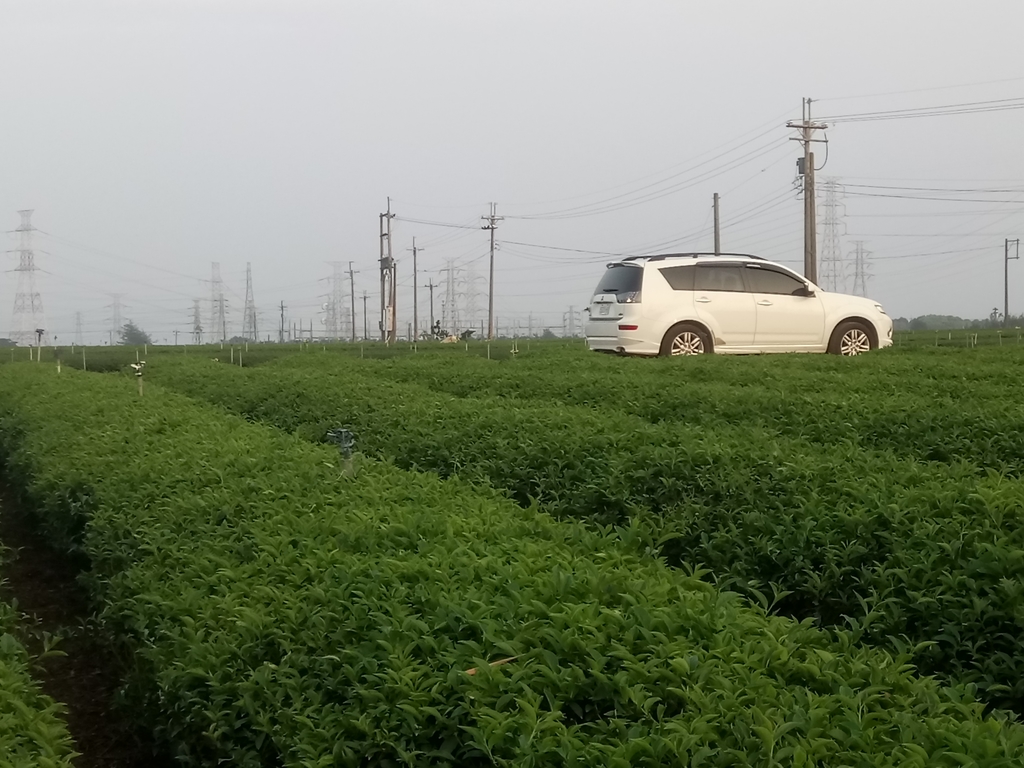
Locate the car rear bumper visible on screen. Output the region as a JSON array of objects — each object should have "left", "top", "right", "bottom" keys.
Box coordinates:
[{"left": 586, "top": 335, "right": 660, "bottom": 356}]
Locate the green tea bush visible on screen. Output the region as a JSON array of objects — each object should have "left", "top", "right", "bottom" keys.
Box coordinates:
[
  {"left": 1, "top": 365, "right": 1024, "bottom": 765},
  {"left": 150, "top": 358, "right": 1024, "bottom": 712},
  {"left": 346, "top": 347, "right": 1024, "bottom": 474}
]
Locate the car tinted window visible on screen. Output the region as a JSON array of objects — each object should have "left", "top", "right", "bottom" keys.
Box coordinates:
[
  {"left": 659, "top": 265, "right": 696, "bottom": 291},
  {"left": 594, "top": 265, "right": 643, "bottom": 295},
  {"left": 744, "top": 266, "right": 806, "bottom": 295},
  {"left": 695, "top": 265, "right": 746, "bottom": 292}
]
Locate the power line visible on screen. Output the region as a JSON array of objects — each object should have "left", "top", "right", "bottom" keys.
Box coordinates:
[
  {"left": 843, "top": 183, "right": 1024, "bottom": 193},
  {"left": 505, "top": 138, "right": 791, "bottom": 220},
  {"left": 819, "top": 96, "right": 1024, "bottom": 123},
  {"left": 843, "top": 190, "right": 1024, "bottom": 204},
  {"left": 500, "top": 105, "right": 795, "bottom": 210},
  {"left": 818, "top": 76, "right": 1024, "bottom": 103}
]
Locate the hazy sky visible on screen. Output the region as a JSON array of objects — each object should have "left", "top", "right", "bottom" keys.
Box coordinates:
[{"left": 2, "top": 0, "right": 1023, "bottom": 343}]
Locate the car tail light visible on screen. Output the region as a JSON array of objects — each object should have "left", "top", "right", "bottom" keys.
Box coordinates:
[
  {"left": 618, "top": 324, "right": 639, "bottom": 331},
  {"left": 616, "top": 290, "right": 642, "bottom": 303}
]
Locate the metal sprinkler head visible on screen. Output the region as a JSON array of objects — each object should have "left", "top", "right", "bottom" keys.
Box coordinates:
[{"left": 325, "top": 427, "right": 356, "bottom": 459}]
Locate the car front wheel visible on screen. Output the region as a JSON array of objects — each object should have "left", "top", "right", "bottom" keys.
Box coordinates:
[
  {"left": 660, "top": 323, "right": 713, "bottom": 357},
  {"left": 828, "top": 321, "right": 874, "bottom": 356}
]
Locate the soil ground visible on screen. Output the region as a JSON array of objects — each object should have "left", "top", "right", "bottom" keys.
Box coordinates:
[{"left": 0, "top": 487, "right": 174, "bottom": 768}]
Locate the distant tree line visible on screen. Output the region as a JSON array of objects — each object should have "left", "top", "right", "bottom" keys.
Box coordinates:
[{"left": 893, "top": 311, "right": 1024, "bottom": 331}]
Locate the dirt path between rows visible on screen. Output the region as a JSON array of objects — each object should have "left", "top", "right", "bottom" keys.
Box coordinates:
[{"left": 0, "top": 487, "right": 173, "bottom": 768}]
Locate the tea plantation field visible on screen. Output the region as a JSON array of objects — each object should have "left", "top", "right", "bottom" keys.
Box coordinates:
[{"left": 3, "top": 341, "right": 1024, "bottom": 765}]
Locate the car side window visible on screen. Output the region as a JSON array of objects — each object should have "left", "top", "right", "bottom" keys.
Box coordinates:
[
  {"left": 695, "top": 265, "right": 746, "bottom": 293},
  {"left": 744, "top": 266, "right": 807, "bottom": 296},
  {"left": 659, "top": 265, "right": 696, "bottom": 291}
]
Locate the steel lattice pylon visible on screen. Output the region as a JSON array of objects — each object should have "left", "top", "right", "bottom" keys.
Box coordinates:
[
  {"left": 817, "top": 178, "right": 847, "bottom": 292},
  {"left": 9, "top": 210, "right": 45, "bottom": 346}
]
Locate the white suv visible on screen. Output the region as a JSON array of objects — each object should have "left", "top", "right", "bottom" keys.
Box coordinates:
[{"left": 585, "top": 253, "right": 893, "bottom": 356}]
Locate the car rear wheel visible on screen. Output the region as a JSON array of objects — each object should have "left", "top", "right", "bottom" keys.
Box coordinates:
[
  {"left": 828, "top": 321, "right": 874, "bottom": 356},
  {"left": 660, "top": 323, "right": 712, "bottom": 357}
]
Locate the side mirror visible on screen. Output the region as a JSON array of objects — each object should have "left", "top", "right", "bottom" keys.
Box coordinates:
[{"left": 796, "top": 285, "right": 815, "bottom": 297}]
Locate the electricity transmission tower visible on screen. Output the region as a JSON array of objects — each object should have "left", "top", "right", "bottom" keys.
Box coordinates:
[
  {"left": 850, "top": 240, "right": 872, "bottom": 297},
  {"left": 106, "top": 294, "right": 124, "bottom": 346},
  {"left": 10, "top": 210, "right": 45, "bottom": 346},
  {"left": 74, "top": 312, "right": 84, "bottom": 347},
  {"left": 192, "top": 299, "right": 204, "bottom": 344},
  {"left": 441, "top": 259, "right": 460, "bottom": 337},
  {"left": 322, "top": 262, "right": 350, "bottom": 341},
  {"left": 242, "top": 262, "right": 258, "bottom": 341},
  {"left": 818, "top": 178, "right": 847, "bottom": 292},
  {"left": 209, "top": 262, "right": 227, "bottom": 342},
  {"left": 461, "top": 264, "right": 485, "bottom": 333}
]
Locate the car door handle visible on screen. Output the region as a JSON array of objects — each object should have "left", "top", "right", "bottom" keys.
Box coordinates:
[
  {"left": 695, "top": 296, "right": 711, "bottom": 303},
  {"left": 757, "top": 299, "right": 773, "bottom": 306}
]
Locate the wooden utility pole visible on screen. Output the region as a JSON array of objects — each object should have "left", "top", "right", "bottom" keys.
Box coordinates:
[
  {"left": 787, "top": 98, "right": 828, "bottom": 284},
  {"left": 1006, "top": 238, "right": 1020, "bottom": 326},
  {"left": 348, "top": 262, "right": 357, "bottom": 342},
  {"left": 713, "top": 193, "right": 721, "bottom": 255},
  {"left": 482, "top": 203, "right": 503, "bottom": 340},
  {"left": 408, "top": 238, "right": 423, "bottom": 342}
]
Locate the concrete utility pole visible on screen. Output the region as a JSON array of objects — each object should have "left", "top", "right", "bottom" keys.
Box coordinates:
[
  {"left": 348, "top": 262, "right": 357, "bottom": 342},
  {"left": 713, "top": 193, "right": 721, "bottom": 255},
  {"left": 424, "top": 280, "right": 436, "bottom": 335},
  {"left": 279, "top": 301, "right": 285, "bottom": 343},
  {"left": 481, "top": 202, "right": 503, "bottom": 340},
  {"left": 1006, "top": 238, "right": 1021, "bottom": 325},
  {"left": 379, "top": 199, "right": 397, "bottom": 343},
  {"left": 361, "top": 291, "right": 369, "bottom": 341},
  {"left": 787, "top": 98, "right": 828, "bottom": 284},
  {"left": 408, "top": 238, "right": 423, "bottom": 342}
]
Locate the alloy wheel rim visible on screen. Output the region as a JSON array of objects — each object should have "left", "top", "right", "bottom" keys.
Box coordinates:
[
  {"left": 840, "top": 329, "right": 870, "bottom": 356},
  {"left": 671, "top": 332, "right": 705, "bottom": 355}
]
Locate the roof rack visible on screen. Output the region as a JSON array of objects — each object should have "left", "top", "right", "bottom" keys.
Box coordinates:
[{"left": 618, "top": 252, "right": 767, "bottom": 263}]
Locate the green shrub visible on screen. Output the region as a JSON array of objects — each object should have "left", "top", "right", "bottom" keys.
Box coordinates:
[
  {"left": 1, "top": 365, "right": 1023, "bottom": 764},
  {"left": 149, "top": 357, "right": 1024, "bottom": 712}
]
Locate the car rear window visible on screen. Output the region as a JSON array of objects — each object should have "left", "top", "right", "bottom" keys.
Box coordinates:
[
  {"left": 593, "top": 264, "right": 643, "bottom": 295},
  {"left": 659, "top": 265, "right": 696, "bottom": 291}
]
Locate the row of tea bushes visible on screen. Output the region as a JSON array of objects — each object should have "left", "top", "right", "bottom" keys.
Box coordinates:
[
  {"left": 1, "top": 365, "right": 1023, "bottom": 764},
  {"left": 338, "top": 348, "right": 1024, "bottom": 474},
  {"left": 150, "top": 357, "right": 1024, "bottom": 712}
]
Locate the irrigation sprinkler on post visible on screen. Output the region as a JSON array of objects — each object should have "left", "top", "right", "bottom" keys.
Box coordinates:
[
  {"left": 325, "top": 427, "right": 356, "bottom": 477},
  {"left": 130, "top": 360, "right": 146, "bottom": 397}
]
